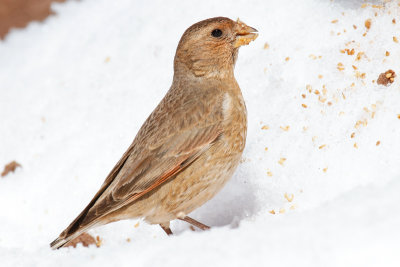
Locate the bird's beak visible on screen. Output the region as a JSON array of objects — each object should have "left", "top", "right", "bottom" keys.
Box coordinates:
[{"left": 234, "top": 18, "right": 258, "bottom": 48}]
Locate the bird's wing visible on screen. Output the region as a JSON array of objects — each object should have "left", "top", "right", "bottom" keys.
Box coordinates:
[
  {"left": 61, "top": 86, "right": 225, "bottom": 237},
  {"left": 92, "top": 123, "right": 223, "bottom": 216}
]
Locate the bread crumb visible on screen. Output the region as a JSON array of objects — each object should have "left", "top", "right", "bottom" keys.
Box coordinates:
[
  {"left": 279, "top": 208, "right": 285, "bottom": 214},
  {"left": 386, "top": 51, "right": 390, "bottom": 56},
  {"left": 356, "top": 52, "right": 364, "bottom": 61},
  {"left": 318, "top": 144, "right": 326, "bottom": 149},
  {"left": 280, "top": 125, "right": 290, "bottom": 131},
  {"left": 302, "top": 104, "right": 308, "bottom": 108},
  {"left": 284, "top": 193, "right": 294, "bottom": 202},
  {"left": 364, "top": 19, "right": 371, "bottom": 29},
  {"left": 285, "top": 57, "right": 290, "bottom": 61},
  {"left": 263, "top": 43, "right": 269, "bottom": 49},
  {"left": 278, "top": 158, "right": 286, "bottom": 165},
  {"left": 394, "top": 36, "right": 399, "bottom": 43},
  {"left": 323, "top": 167, "right": 328, "bottom": 173},
  {"left": 351, "top": 132, "right": 355, "bottom": 138},
  {"left": 376, "top": 141, "right": 381, "bottom": 146},
  {"left": 1, "top": 161, "right": 22, "bottom": 177},
  {"left": 134, "top": 222, "right": 140, "bottom": 228},
  {"left": 267, "top": 170, "right": 273, "bottom": 177},
  {"left": 269, "top": 210, "right": 276, "bottom": 214},
  {"left": 354, "top": 143, "right": 358, "bottom": 148},
  {"left": 377, "top": 69, "right": 396, "bottom": 86},
  {"left": 261, "top": 125, "right": 269, "bottom": 130},
  {"left": 95, "top": 236, "right": 102, "bottom": 247},
  {"left": 65, "top": 233, "right": 97, "bottom": 248},
  {"left": 331, "top": 19, "right": 338, "bottom": 23}
]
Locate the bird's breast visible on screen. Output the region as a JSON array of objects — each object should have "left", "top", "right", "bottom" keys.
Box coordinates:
[{"left": 221, "top": 91, "right": 247, "bottom": 154}]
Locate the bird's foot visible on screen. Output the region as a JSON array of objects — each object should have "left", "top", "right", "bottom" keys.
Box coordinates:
[
  {"left": 179, "top": 216, "right": 210, "bottom": 231},
  {"left": 160, "top": 222, "right": 173, "bottom": 235}
]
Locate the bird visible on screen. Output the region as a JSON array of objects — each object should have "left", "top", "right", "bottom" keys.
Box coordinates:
[{"left": 50, "top": 16, "right": 258, "bottom": 249}]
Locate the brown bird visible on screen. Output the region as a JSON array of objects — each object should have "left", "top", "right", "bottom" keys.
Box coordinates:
[{"left": 50, "top": 16, "right": 258, "bottom": 249}]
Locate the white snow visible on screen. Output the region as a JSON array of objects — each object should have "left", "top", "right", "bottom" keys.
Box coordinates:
[{"left": 1, "top": 0, "right": 400, "bottom": 266}]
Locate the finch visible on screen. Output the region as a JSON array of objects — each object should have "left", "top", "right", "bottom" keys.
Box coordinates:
[{"left": 50, "top": 16, "right": 257, "bottom": 249}]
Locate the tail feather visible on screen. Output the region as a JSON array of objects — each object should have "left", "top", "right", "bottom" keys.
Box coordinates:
[
  {"left": 50, "top": 221, "right": 98, "bottom": 250},
  {"left": 50, "top": 236, "right": 70, "bottom": 250}
]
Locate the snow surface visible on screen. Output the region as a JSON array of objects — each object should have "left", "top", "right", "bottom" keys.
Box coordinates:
[{"left": 1, "top": 0, "right": 400, "bottom": 266}]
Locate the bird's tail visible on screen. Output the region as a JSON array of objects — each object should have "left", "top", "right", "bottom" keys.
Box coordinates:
[
  {"left": 50, "top": 235, "right": 72, "bottom": 250},
  {"left": 50, "top": 201, "right": 100, "bottom": 250},
  {"left": 50, "top": 225, "right": 91, "bottom": 250}
]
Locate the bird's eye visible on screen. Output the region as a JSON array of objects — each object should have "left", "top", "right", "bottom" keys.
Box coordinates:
[{"left": 211, "top": 29, "right": 223, "bottom": 38}]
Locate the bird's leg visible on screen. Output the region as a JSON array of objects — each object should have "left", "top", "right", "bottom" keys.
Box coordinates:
[
  {"left": 179, "top": 216, "right": 210, "bottom": 231},
  {"left": 159, "top": 222, "right": 173, "bottom": 235}
]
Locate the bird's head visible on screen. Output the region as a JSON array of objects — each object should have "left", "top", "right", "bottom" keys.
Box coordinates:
[{"left": 174, "top": 17, "right": 258, "bottom": 80}]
